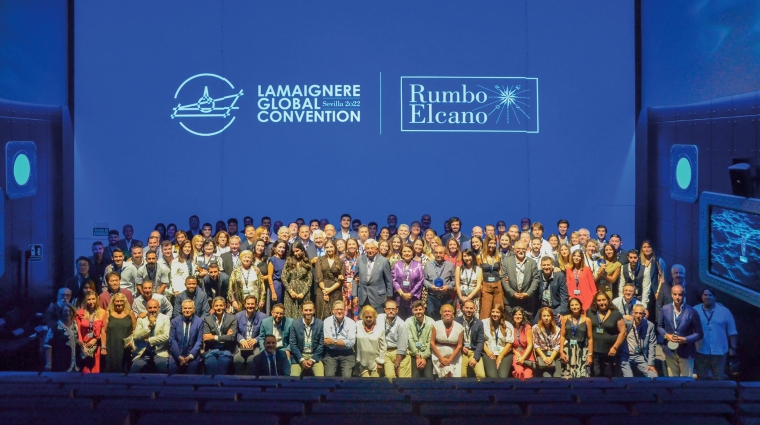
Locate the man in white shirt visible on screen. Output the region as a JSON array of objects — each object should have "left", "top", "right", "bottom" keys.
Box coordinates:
[
  {"left": 695, "top": 288, "right": 737, "bottom": 379},
  {"left": 104, "top": 249, "right": 139, "bottom": 296},
  {"left": 322, "top": 300, "right": 356, "bottom": 378},
  {"left": 133, "top": 280, "right": 173, "bottom": 317},
  {"left": 378, "top": 300, "right": 410, "bottom": 378}
]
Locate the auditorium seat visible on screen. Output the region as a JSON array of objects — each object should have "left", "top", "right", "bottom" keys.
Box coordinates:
[
  {"left": 442, "top": 417, "right": 582, "bottom": 425},
  {"left": 527, "top": 403, "right": 630, "bottom": 417},
  {"left": 137, "top": 412, "right": 280, "bottom": 425},
  {"left": 407, "top": 391, "right": 491, "bottom": 403},
  {"left": 0, "top": 397, "right": 93, "bottom": 410},
  {"left": 311, "top": 401, "right": 413, "bottom": 415},
  {"left": 203, "top": 400, "right": 305, "bottom": 415},
  {"left": 661, "top": 388, "right": 737, "bottom": 403},
  {"left": 239, "top": 389, "right": 326, "bottom": 402},
  {"left": 588, "top": 416, "right": 730, "bottom": 425},
  {"left": 491, "top": 392, "right": 575, "bottom": 404},
  {"left": 420, "top": 403, "right": 522, "bottom": 417},
  {"left": 154, "top": 387, "right": 242, "bottom": 401},
  {"left": 74, "top": 386, "right": 153, "bottom": 399},
  {"left": 292, "top": 415, "right": 429, "bottom": 425},
  {"left": 0, "top": 384, "right": 72, "bottom": 398},
  {"left": 631, "top": 402, "right": 734, "bottom": 416},
  {"left": 327, "top": 390, "right": 408, "bottom": 402},
  {"left": 97, "top": 398, "right": 199, "bottom": 412},
  {"left": 3, "top": 409, "right": 130, "bottom": 425}
]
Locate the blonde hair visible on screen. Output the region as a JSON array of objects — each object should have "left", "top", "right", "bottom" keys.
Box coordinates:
[
  {"left": 360, "top": 305, "right": 377, "bottom": 318},
  {"left": 191, "top": 234, "right": 205, "bottom": 256},
  {"left": 108, "top": 292, "right": 133, "bottom": 314}
]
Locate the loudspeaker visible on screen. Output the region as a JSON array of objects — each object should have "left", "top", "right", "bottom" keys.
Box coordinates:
[
  {"left": 5, "top": 141, "right": 37, "bottom": 199},
  {"left": 728, "top": 162, "right": 755, "bottom": 198},
  {"left": 670, "top": 144, "right": 698, "bottom": 203}
]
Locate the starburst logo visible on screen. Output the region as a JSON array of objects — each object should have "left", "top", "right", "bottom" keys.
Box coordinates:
[
  {"left": 171, "top": 73, "right": 244, "bottom": 136},
  {"left": 401, "top": 76, "right": 538, "bottom": 133},
  {"left": 477, "top": 84, "right": 532, "bottom": 126}
]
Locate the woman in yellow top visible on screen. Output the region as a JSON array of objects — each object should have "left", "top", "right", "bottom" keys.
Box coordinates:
[{"left": 228, "top": 250, "right": 265, "bottom": 313}]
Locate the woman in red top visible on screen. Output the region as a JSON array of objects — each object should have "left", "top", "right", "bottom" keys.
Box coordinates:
[
  {"left": 76, "top": 292, "right": 106, "bottom": 373},
  {"left": 566, "top": 249, "right": 597, "bottom": 311},
  {"left": 445, "top": 239, "right": 463, "bottom": 268}
]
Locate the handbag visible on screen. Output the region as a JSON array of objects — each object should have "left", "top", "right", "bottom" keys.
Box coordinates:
[
  {"left": 123, "top": 335, "right": 135, "bottom": 351},
  {"left": 536, "top": 351, "right": 554, "bottom": 368}
]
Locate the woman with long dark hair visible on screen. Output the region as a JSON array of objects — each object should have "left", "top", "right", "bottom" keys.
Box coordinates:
[
  {"left": 315, "top": 239, "right": 344, "bottom": 320},
  {"left": 588, "top": 291, "right": 626, "bottom": 377},
  {"left": 267, "top": 240, "right": 288, "bottom": 313},
  {"left": 481, "top": 305, "right": 514, "bottom": 378},
  {"left": 559, "top": 297, "right": 593, "bottom": 378},
  {"left": 532, "top": 307, "right": 562, "bottom": 377},
  {"left": 510, "top": 307, "right": 534, "bottom": 379},
  {"left": 282, "top": 241, "right": 313, "bottom": 319}
]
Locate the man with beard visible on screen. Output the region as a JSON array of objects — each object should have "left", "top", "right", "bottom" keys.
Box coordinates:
[
  {"left": 234, "top": 295, "right": 268, "bottom": 375},
  {"left": 130, "top": 298, "right": 171, "bottom": 373},
  {"left": 133, "top": 280, "right": 173, "bottom": 317},
  {"left": 138, "top": 250, "right": 171, "bottom": 295}
]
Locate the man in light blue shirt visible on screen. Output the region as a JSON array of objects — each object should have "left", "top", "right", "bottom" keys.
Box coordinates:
[
  {"left": 322, "top": 300, "right": 356, "bottom": 378},
  {"left": 695, "top": 288, "right": 737, "bottom": 379}
]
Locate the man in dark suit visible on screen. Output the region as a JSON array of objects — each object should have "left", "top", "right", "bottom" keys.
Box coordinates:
[
  {"left": 424, "top": 245, "right": 456, "bottom": 320},
  {"left": 233, "top": 295, "right": 267, "bottom": 375},
  {"left": 455, "top": 299, "right": 485, "bottom": 378},
  {"left": 117, "top": 224, "right": 142, "bottom": 260},
  {"left": 63, "top": 256, "right": 94, "bottom": 296},
  {"left": 305, "top": 230, "right": 326, "bottom": 261},
  {"left": 220, "top": 235, "right": 242, "bottom": 277},
  {"left": 202, "top": 296, "right": 238, "bottom": 375},
  {"left": 172, "top": 276, "right": 209, "bottom": 319},
  {"left": 169, "top": 299, "right": 204, "bottom": 374},
  {"left": 289, "top": 301, "right": 325, "bottom": 376},
  {"left": 656, "top": 264, "right": 702, "bottom": 322},
  {"left": 336, "top": 214, "right": 358, "bottom": 240},
  {"left": 354, "top": 239, "right": 393, "bottom": 312},
  {"left": 252, "top": 335, "right": 289, "bottom": 376},
  {"left": 535, "top": 256, "right": 569, "bottom": 324},
  {"left": 500, "top": 241, "right": 540, "bottom": 319},
  {"left": 202, "top": 263, "right": 229, "bottom": 300},
  {"left": 620, "top": 304, "right": 658, "bottom": 377},
  {"left": 186, "top": 215, "right": 200, "bottom": 239},
  {"left": 257, "top": 303, "right": 293, "bottom": 375},
  {"left": 657, "top": 284, "right": 703, "bottom": 377}
]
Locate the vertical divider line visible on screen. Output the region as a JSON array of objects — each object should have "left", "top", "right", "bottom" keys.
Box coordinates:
[{"left": 379, "top": 72, "right": 382, "bottom": 135}]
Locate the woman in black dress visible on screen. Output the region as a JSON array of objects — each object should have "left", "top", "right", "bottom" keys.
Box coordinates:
[
  {"left": 101, "top": 292, "right": 136, "bottom": 373},
  {"left": 587, "top": 291, "right": 626, "bottom": 377},
  {"left": 315, "top": 239, "right": 344, "bottom": 320},
  {"left": 44, "top": 303, "right": 80, "bottom": 372}
]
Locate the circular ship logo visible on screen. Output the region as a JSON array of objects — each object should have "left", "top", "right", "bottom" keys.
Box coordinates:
[{"left": 171, "top": 74, "right": 244, "bottom": 136}]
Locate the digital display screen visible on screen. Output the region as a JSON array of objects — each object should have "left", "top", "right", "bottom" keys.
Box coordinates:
[{"left": 709, "top": 206, "right": 760, "bottom": 291}]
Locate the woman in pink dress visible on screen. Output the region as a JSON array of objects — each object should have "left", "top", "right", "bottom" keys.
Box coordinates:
[{"left": 76, "top": 292, "right": 105, "bottom": 373}]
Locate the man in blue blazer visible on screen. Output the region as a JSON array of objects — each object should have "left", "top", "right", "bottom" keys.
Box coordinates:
[
  {"left": 657, "top": 284, "right": 703, "bottom": 377},
  {"left": 169, "top": 299, "right": 204, "bottom": 374},
  {"left": 257, "top": 303, "right": 292, "bottom": 376},
  {"left": 289, "top": 301, "right": 325, "bottom": 376},
  {"left": 233, "top": 294, "right": 268, "bottom": 375},
  {"left": 354, "top": 239, "right": 393, "bottom": 311},
  {"left": 534, "top": 257, "right": 569, "bottom": 324},
  {"left": 620, "top": 304, "right": 658, "bottom": 377},
  {"left": 252, "top": 335, "right": 289, "bottom": 376}
]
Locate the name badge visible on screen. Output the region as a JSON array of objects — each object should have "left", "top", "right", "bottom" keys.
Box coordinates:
[
  {"left": 635, "top": 288, "right": 639, "bottom": 295},
  {"left": 303, "top": 346, "right": 313, "bottom": 355},
  {"left": 346, "top": 277, "right": 353, "bottom": 283},
  {"left": 574, "top": 289, "right": 581, "bottom": 295},
  {"left": 569, "top": 340, "right": 577, "bottom": 346},
  {"left": 633, "top": 347, "right": 641, "bottom": 355},
  {"left": 704, "top": 326, "right": 711, "bottom": 332},
  {"left": 415, "top": 342, "right": 423, "bottom": 348},
  {"left": 545, "top": 350, "right": 553, "bottom": 357},
  {"left": 86, "top": 332, "right": 94, "bottom": 339},
  {"left": 495, "top": 345, "right": 504, "bottom": 352},
  {"left": 403, "top": 280, "right": 411, "bottom": 287},
  {"left": 486, "top": 276, "right": 496, "bottom": 283},
  {"left": 596, "top": 327, "right": 604, "bottom": 334},
  {"left": 667, "top": 341, "right": 679, "bottom": 350},
  {"left": 434, "top": 278, "right": 444, "bottom": 288}
]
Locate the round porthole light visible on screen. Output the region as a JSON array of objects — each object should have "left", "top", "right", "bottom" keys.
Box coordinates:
[
  {"left": 676, "top": 157, "right": 692, "bottom": 189},
  {"left": 13, "top": 152, "right": 30, "bottom": 186}
]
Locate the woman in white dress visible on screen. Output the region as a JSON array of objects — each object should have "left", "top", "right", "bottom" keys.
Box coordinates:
[
  {"left": 431, "top": 304, "right": 464, "bottom": 378},
  {"left": 355, "top": 305, "right": 386, "bottom": 377}
]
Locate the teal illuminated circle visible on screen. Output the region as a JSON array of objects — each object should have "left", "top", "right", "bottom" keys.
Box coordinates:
[
  {"left": 676, "top": 157, "right": 692, "bottom": 189},
  {"left": 13, "top": 152, "right": 30, "bottom": 186}
]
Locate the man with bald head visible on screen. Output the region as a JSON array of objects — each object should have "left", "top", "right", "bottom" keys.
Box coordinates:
[
  {"left": 656, "top": 264, "right": 702, "bottom": 322},
  {"left": 131, "top": 298, "right": 171, "bottom": 373},
  {"left": 657, "top": 284, "right": 703, "bottom": 377},
  {"left": 500, "top": 241, "right": 540, "bottom": 318}
]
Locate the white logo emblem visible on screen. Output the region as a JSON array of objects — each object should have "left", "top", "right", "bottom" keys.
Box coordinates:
[{"left": 171, "top": 73, "right": 243, "bottom": 136}]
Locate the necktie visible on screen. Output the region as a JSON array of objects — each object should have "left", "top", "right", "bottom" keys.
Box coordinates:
[
  {"left": 367, "top": 259, "right": 374, "bottom": 279},
  {"left": 268, "top": 354, "right": 277, "bottom": 376},
  {"left": 182, "top": 320, "right": 191, "bottom": 355}
]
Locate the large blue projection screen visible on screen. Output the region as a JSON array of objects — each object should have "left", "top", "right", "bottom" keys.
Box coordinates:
[{"left": 74, "top": 1, "right": 634, "bottom": 251}]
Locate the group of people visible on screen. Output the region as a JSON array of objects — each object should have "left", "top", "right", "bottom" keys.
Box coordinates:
[{"left": 45, "top": 214, "right": 737, "bottom": 379}]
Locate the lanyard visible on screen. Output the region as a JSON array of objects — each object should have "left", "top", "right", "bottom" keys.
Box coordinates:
[
  {"left": 631, "top": 322, "right": 644, "bottom": 348},
  {"left": 463, "top": 318, "right": 472, "bottom": 342},
  {"left": 463, "top": 268, "right": 474, "bottom": 287},
  {"left": 702, "top": 306, "right": 715, "bottom": 326},
  {"left": 385, "top": 317, "right": 396, "bottom": 336},
  {"left": 404, "top": 265, "right": 410, "bottom": 282},
  {"left": 214, "top": 313, "right": 225, "bottom": 335},
  {"left": 434, "top": 262, "right": 445, "bottom": 278},
  {"left": 333, "top": 317, "right": 345, "bottom": 339},
  {"left": 570, "top": 317, "right": 578, "bottom": 338},
  {"left": 673, "top": 306, "right": 682, "bottom": 329},
  {"left": 573, "top": 269, "right": 580, "bottom": 289},
  {"left": 623, "top": 300, "right": 633, "bottom": 315},
  {"left": 597, "top": 310, "right": 609, "bottom": 327},
  {"left": 246, "top": 315, "right": 256, "bottom": 339},
  {"left": 415, "top": 319, "right": 425, "bottom": 339},
  {"left": 304, "top": 321, "right": 312, "bottom": 342}
]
